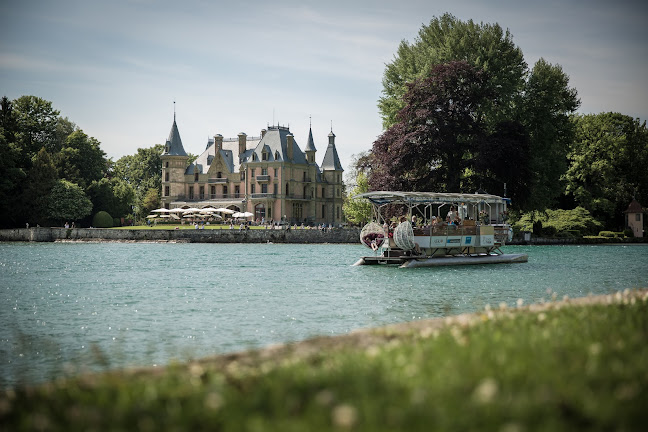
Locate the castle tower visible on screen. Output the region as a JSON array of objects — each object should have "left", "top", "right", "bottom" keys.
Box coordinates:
[
  {"left": 321, "top": 128, "right": 344, "bottom": 224},
  {"left": 161, "top": 115, "right": 189, "bottom": 208}
]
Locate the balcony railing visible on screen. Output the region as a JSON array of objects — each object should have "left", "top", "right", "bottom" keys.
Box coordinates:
[
  {"left": 250, "top": 193, "right": 276, "bottom": 199},
  {"left": 208, "top": 178, "right": 228, "bottom": 183},
  {"left": 256, "top": 175, "right": 271, "bottom": 182},
  {"left": 172, "top": 194, "right": 242, "bottom": 202}
]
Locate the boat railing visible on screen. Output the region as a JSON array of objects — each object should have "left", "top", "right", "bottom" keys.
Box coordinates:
[{"left": 412, "top": 225, "right": 479, "bottom": 237}]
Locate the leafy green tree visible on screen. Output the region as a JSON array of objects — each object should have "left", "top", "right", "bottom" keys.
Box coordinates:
[
  {"left": 111, "top": 144, "right": 163, "bottom": 219},
  {"left": 513, "top": 207, "right": 602, "bottom": 236},
  {"left": 522, "top": 58, "right": 580, "bottom": 210},
  {"left": 53, "top": 117, "right": 77, "bottom": 153},
  {"left": 139, "top": 187, "right": 160, "bottom": 219},
  {"left": 22, "top": 148, "right": 59, "bottom": 226},
  {"left": 370, "top": 61, "right": 490, "bottom": 192},
  {"left": 13, "top": 95, "right": 60, "bottom": 158},
  {"left": 47, "top": 179, "right": 92, "bottom": 225},
  {"left": 343, "top": 172, "right": 372, "bottom": 225},
  {"left": 57, "top": 130, "right": 107, "bottom": 189},
  {"left": 87, "top": 178, "right": 135, "bottom": 219},
  {"left": 378, "top": 13, "right": 526, "bottom": 129},
  {"left": 565, "top": 113, "right": 648, "bottom": 228}
]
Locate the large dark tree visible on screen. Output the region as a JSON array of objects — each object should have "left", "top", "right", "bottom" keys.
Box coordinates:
[
  {"left": 369, "top": 61, "right": 490, "bottom": 192},
  {"left": 379, "top": 13, "right": 526, "bottom": 130},
  {"left": 0, "top": 97, "right": 26, "bottom": 227},
  {"left": 475, "top": 120, "right": 532, "bottom": 206}
]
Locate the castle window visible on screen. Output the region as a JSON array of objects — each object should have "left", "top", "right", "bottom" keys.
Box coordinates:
[
  {"left": 165, "top": 161, "right": 169, "bottom": 168},
  {"left": 235, "top": 185, "right": 240, "bottom": 198},
  {"left": 255, "top": 203, "right": 266, "bottom": 220},
  {"left": 217, "top": 171, "right": 222, "bottom": 178},
  {"left": 252, "top": 153, "right": 257, "bottom": 161},
  {"left": 241, "top": 171, "right": 245, "bottom": 181},
  {"left": 164, "top": 186, "right": 169, "bottom": 196},
  {"left": 273, "top": 183, "right": 278, "bottom": 195},
  {"left": 262, "top": 168, "right": 268, "bottom": 176},
  {"left": 274, "top": 167, "right": 278, "bottom": 178},
  {"left": 194, "top": 172, "right": 199, "bottom": 182},
  {"left": 262, "top": 184, "right": 268, "bottom": 194},
  {"left": 223, "top": 185, "right": 228, "bottom": 196},
  {"left": 262, "top": 151, "right": 268, "bottom": 161},
  {"left": 165, "top": 172, "right": 169, "bottom": 181},
  {"left": 251, "top": 184, "right": 256, "bottom": 194},
  {"left": 251, "top": 168, "right": 255, "bottom": 178},
  {"left": 275, "top": 151, "right": 280, "bottom": 160},
  {"left": 189, "top": 186, "right": 194, "bottom": 200}
]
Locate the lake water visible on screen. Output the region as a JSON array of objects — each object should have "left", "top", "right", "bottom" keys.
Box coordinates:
[{"left": 1, "top": 242, "right": 647, "bottom": 386}]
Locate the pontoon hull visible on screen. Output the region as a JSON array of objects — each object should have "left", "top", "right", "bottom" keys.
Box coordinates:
[{"left": 353, "top": 253, "right": 528, "bottom": 268}]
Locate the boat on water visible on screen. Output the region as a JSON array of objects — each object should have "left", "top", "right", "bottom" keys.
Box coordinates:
[{"left": 352, "top": 191, "right": 528, "bottom": 268}]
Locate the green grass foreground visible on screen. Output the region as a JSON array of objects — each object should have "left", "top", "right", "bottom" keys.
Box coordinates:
[{"left": 2, "top": 291, "right": 647, "bottom": 431}]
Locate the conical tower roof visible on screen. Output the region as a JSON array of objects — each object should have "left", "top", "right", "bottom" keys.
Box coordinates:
[
  {"left": 163, "top": 117, "right": 187, "bottom": 156},
  {"left": 305, "top": 127, "right": 316, "bottom": 152},
  {"left": 322, "top": 130, "right": 343, "bottom": 171}
]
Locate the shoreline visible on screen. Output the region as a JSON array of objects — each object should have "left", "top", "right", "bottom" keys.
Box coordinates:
[{"left": 1, "top": 227, "right": 646, "bottom": 244}]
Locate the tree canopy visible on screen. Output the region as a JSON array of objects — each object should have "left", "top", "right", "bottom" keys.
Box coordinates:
[
  {"left": 379, "top": 13, "right": 526, "bottom": 130},
  {"left": 0, "top": 95, "right": 151, "bottom": 227},
  {"left": 565, "top": 113, "right": 648, "bottom": 228},
  {"left": 370, "top": 61, "right": 491, "bottom": 192},
  {"left": 368, "top": 14, "right": 581, "bottom": 215}
]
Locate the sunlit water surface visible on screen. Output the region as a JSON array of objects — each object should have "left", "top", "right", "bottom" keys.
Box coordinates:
[{"left": 1, "top": 242, "right": 647, "bottom": 386}]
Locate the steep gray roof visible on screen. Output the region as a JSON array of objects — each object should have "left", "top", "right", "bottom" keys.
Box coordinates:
[
  {"left": 321, "top": 132, "right": 343, "bottom": 171},
  {"left": 304, "top": 127, "right": 316, "bottom": 152},
  {"left": 163, "top": 118, "right": 187, "bottom": 156},
  {"left": 188, "top": 135, "right": 261, "bottom": 174},
  {"left": 247, "top": 127, "right": 307, "bottom": 164}
]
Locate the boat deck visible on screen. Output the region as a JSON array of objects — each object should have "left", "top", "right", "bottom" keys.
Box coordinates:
[{"left": 354, "top": 253, "right": 528, "bottom": 268}]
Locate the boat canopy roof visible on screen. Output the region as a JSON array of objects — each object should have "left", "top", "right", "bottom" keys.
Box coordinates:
[{"left": 353, "top": 191, "right": 511, "bottom": 206}]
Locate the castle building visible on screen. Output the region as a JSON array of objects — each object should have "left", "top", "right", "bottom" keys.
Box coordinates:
[{"left": 160, "top": 116, "right": 344, "bottom": 225}]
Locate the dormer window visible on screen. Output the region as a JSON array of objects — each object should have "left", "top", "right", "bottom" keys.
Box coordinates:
[
  {"left": 252, "top": 153, "right": 257, "bottom": 161},
  {"left": 194, "top": 172, "right": 199, "bottom": 182},
  {"left": 275, "top": 151, "right": 280, "bottom": 160},
  {"left": 262, "top": 151, "right": 268, "bottom": 161},
  {"left": 217, "top": 171, "right": 222, "bottom": 178}
]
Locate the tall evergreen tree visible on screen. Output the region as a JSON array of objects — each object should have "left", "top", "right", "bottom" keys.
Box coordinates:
[{"left": 522, "top": 58, "right": 580, "bottom": 210}]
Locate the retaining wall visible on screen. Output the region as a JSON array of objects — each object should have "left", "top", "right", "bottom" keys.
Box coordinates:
[{"left": 0, "top": 227, "right": 361, "bottom": 244}]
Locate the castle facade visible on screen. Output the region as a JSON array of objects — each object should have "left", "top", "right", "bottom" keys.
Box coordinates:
[{"left": 160, "top": 117, "right": 344, "bottom": 225}]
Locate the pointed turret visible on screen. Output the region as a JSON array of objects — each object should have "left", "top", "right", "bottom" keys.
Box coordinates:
[
  {"left": 305, "top": 127, "right": 316, "bottom": 164},
  {"left": 321, "top": 130, "right": 343, "bottom": 172},
  {"left": 163, "top": 116, "right": 187, "bottom": 156}
]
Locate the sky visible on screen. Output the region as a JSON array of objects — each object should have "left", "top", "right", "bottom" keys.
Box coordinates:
[{"left": 1, "top": 0, "right": 647, "bottom": 172}]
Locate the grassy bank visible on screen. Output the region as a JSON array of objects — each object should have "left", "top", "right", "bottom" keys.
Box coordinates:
[{"left": 2, "top": 291, "right": 647, "bottom": 431}]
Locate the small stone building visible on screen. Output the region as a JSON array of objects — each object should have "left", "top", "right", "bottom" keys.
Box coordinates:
[
  {"left": 160, "top": 116, "right": 344, "bottom": 225},
  {"left": 624, "top": 199, "right": 645, "bottom": 237}
]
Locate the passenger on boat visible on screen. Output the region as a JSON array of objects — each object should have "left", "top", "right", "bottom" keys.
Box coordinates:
[{"left": 446, "top": 206, "right": 457, "bottom": 222}]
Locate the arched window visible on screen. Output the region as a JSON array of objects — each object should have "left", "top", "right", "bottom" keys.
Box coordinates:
[{"left": 255, "top": 203, "right": 266, "bottom": 220}]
